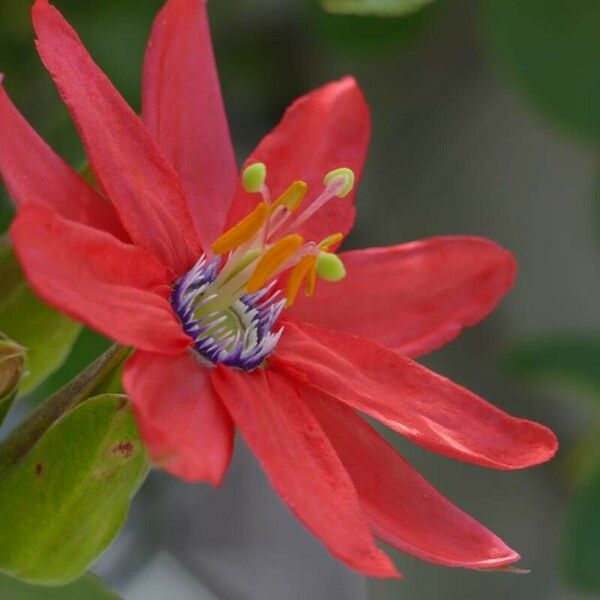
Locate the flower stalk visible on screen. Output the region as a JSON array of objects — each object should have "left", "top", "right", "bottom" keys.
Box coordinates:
[{"left": 0, "top": 344, "right": 130, "bottom": 468}]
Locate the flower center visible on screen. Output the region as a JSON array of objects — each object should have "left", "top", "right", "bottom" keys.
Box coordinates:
[{"left": 171, "top": 164, "right": 352, "bottom": 371}]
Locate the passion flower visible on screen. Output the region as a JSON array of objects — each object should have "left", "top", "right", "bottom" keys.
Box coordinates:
[{"left": 0, "top": 0, "right": 557, "bottom": 578}]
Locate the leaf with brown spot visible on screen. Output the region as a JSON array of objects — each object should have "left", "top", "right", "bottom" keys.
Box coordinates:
[{"left": 0, "top": 394, "right": 148, "bottom": 584}]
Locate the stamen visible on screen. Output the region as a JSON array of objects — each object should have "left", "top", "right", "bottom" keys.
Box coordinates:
[
  {"left": 212, "top": 202, "right": 269, "bottom": 255},
  {"left": 267, "top": 181, "right": 309, "bottom": 239},
  {"left": 219, "top": 248, "right": 261, "bottom": 285},
  {"left": 306, "top": 261, "right": 317, "bottom": 296},
  {"left": 247, "top": 234, "right": 304, "bottom": 293},
  {"left": 272, "top": 181, "right": 308, "bottom": 212},
  {"left": 172, "top": 166, "right": 353, "bottom": 372},
  {"left": 286, "top": 255, "right": 317, "bottom": 307},
  {"left": 318, "top": 232, "right": 343, "bottom": 251},
  {"left": 283, "top": 167, "right": 355, "bottom": 234}
]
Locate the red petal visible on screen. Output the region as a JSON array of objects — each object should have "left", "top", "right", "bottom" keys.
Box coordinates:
[
  {"left": 226, "top": 77, "right": 369, "bottom": 243},
  {"left": 123, "top": 350, "right": 234, "bottom": 485},
  {"left": 272, "top": 320, "right": 558, "bottom": 470},
  {"left": 288, "top": 237, "right": 517, "bottom": 357},
  {"left": 143, "top": 0, "right": 237, "bottom": 250},
  {"left": 11, "top": 205, "right": 191, "bottom": 354},
  {"left": 302, "top": 388, "right": 520, "bottom": 569},
  {"left": 32, "top": 0, "right": 200, "bottom": 274},
  {"left": 211, "top": 366, "right": 399, "bottom": 578},
  {"left": 0, "top": 77, "right": 126, "bottom": 239}
]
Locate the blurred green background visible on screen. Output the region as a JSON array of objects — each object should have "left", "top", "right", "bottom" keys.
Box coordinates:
[{"left": 1, "top": 0, "right": 599, "bottom": 598}]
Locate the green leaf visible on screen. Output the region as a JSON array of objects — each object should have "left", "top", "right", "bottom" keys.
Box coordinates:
[
  {"left": 0, "top": 393, "right": 147, "bottom": 584},
  {"left": 480, "top": 0, "right": 600, "bottom": 142},
  {"left": 0, "top": 571, "right": 120, "bottom": 600},
  {"left": 564, "top": 465, "right": 600, "bottom": 592},
  {"left": 322, "top": 0, "right": 435, "bottom": 16},
  {"left": 0, "top": 237, "right": 81, "bottom": 394},
  {"left": 504, "top": 335, "right": 600, "bottom": 402}
]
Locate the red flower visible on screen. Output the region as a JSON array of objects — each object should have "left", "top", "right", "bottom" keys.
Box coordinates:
[{"left": 0, "top": 0, "right": 557, "bottom": 578}]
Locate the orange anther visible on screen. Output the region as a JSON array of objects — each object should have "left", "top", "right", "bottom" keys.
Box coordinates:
[
  {"left": 318, "top": 232, "right": 343, "bottom": 251},
  {"left": 247, "top": 234, "right": 304, "bottom": 293},
  {"left": 212, "top": 202, "right": 269, "bottom": 256},
  {"left": 272, "top": 181, "right": 308, "bottom": 212},
  {"left": 305, "top": 262, "right": 317, "bottom": 297},
  {"left": 286, "top": 254, "right": 317, "bottom": 307}
]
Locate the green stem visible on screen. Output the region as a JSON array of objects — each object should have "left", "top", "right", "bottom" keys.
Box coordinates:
[{"left": 0, "top": 344, "right": 131, "bottom": 467}]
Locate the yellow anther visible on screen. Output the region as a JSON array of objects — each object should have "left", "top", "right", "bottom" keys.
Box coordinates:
[
  {"left": 247, "top": 234, "right": 304, "bottom": 293},
  {"left": 318, "top": 232, "right": 343, "bottom": 251},
  {"left": 272, "top": 181, "right": 308, "bottom": 213},
  {"left": 286, "top": 255, "right": 317, "bottom": 308},
  {"left": 212, "top": 202, "right": 269, "bottom": 256}
]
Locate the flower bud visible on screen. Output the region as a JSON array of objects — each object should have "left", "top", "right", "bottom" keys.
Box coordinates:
[{"left": 0, "top": 335, "right": 26, "bottom": 399}]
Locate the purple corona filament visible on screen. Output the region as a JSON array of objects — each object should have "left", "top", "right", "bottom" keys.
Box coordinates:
[{"left": 171, "top": 256, "right": 285, "bottom": 371}]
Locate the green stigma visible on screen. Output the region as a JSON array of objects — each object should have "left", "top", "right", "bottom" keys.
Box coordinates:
[
  {"left": 243, "top": 162, "right": 267, "bottom": 193},
  {"left": 324, "top": 167, "right": 355, "bottom": 198},
  {"left": 316, "top": 252, "right": 346, "bottom": 282}
]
